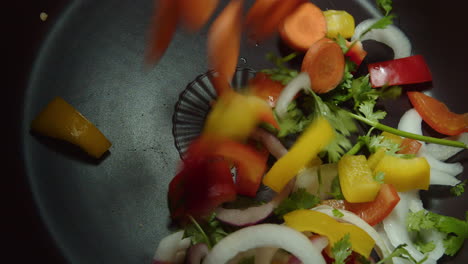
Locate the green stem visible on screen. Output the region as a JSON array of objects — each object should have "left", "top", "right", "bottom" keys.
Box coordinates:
[
  {"left": 348, "top": 112, "right": 468, "bottom": 149},
  {"left": 188, "top": 215, "right": 211, "bottom": 248},
  {"left": 347, "top": 141, "right": 364, "bottom": 155}
]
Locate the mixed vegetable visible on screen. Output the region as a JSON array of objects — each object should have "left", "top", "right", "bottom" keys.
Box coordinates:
[{"left": 30, "top": 0, "right": 468, "bottom": 263}]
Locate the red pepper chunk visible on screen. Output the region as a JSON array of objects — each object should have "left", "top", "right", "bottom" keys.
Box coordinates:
[
  {"left": 368, "top": 55, "right": 432, "bottom": 88},
  {"left": 168, "top": 157, "right": 236, "bottom": 223},
  {"left": 214, "top": 140, "right": 268, "bottom": 197},
  {"left": 248, "top": 72, "right": 285, "bottom": 108},
  {"left": 408, "top": 91, "right": 468, "bottom": 136}
]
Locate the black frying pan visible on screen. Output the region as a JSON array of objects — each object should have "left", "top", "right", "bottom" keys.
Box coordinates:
[{"left": 7, "top": 0, "right": 467, "bottom": 263}]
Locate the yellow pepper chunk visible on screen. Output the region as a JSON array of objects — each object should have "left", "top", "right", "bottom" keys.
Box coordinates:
[
  {"left": 381, "top": 131, "right": 403, "bottom": 145},
  {"left": 284, "top": 210, "right": 375, "bottom": 258},
  {"left": 203, "top": 92, "right": 274, "bottom": 142},
  {"left": 367, "top": 148, "right": 386, "bottom": 171},
  {"left": 338, "top": 155, "right": 381, "bottom": 203},
  {"left": 31, "top": 97, "right": 111, "bottom": 158},
  {"left": 323, "top": 10, "right": 355, "bottom": 39},
  {"left": 373, "top": 154, "right": 430, "bottom": 192},
  {"left": 263, "top": 118, "right": 334, "bottom": 192}
]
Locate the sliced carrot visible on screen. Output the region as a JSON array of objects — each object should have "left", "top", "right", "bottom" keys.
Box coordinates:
[
  {"left": 278, "top": 2, "right": 327, "bottom": 52},
  {"left": 178, "top": 0, "right": 219, "bottom": 31},
  {"left": 301, "top": 38, "right": 345, "bottom": 94},
  {"left": 207, "top": 0, "right": 243, "bottom": 91},
  {"left": 146, "top": 0, "right": 179, "bottom": 65},
  {"left": 397, "top": 138, "right": 422, "bottom": 155},
  {"left": 246, "top": 0, "right": 304, "bottom": 42}
]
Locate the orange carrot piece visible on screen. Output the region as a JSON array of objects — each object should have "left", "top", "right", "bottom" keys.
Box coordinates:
[
  {"left": 301, "top": 38, "right": 345, "bottom": 94},
  {"left": 278, "top": 2, "right": 327, "bottom": 52},
  {"left": 146, "top": 0, "right": 179, "bottom": 65},
  {"left": 207, "top": 0, "right": 243, "bottom": 92},
  {"left": 397, "top": 138, "right": 422, "bottom": 155},
  {"left": 246, "top": 0, "right": 304, "bottom": 42},
  {"left": 178, "top": 0, "right": 219, "bottom": 31}
]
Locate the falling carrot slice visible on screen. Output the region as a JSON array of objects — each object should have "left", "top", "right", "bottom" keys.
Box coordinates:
[
  {"left": 207, "top": 0, "right": 243, "bottom": 93},
  {"left": 146, "top": 0, "right": 179, "bottom": 65},
  {"left": 301, "top": 38, "right": 345, "bottom": 94},
  {"left": 279, "top": 2, "right": 327, "bottom": 52},
  {"left": 246, "top": 0, "right": 304, "bottom": 42},
  {"left": 178, "top": 0, "right": 219, "bottom": 31}
]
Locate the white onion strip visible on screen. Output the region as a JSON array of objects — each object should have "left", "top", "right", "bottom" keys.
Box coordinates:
[
  {"left": 274, "top": 72, "right": 311, "bottom": 120},
  {"left": 312, "top": 205, "right": 392, "bottom": 259},
  {"left": 397, "top": 108, "right": 423, "bottom": 137},
  {"left": 352, "top": 19, "right": 411, "bottom": 59},
  {"left": 251, "top": 128, "right": 288, "bottom": 159},
  {"left": 153, "top": 231, "right": 191, "bottom": 263},
  {"left": 202, "top": 224, "right": 326, "bottom": 264},
  {"left": 422, "top": 133, "right": 467, "bottom": 161}
]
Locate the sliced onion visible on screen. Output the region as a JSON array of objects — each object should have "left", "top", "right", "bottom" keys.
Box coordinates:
[
  {"left": 294, "top": 163, "right": 338, "bottom": 200},
  {"left": 153, "top": 231, "right": 191, "bottom": 263},
  {"left": 251, "top": 128, "right": 288, "bottom": 159},
  {"left": 382, "top": 191, "right": 440, "bottom": 264},
  {"left": 202, "top": 224, "right": 326, "bottom": 264},
  {"left": 215, "top": 181, "right": 294, "bottom": 226},
  {"left": 275, "top": 72, "right": 311, "bottom": 120},
  {"left": 397, "top": 108, "right": 423, "bottom": 137},
  {"left": 428, "top": 168, "right": 461, "bottom": 186},
  {"left": 352, "top": 19, "right": 411, "bottom": 59},
  {"left": 423, "top": 153, "right": 463, "bottom": 176},
  {"left": 186, "top": 243, "right": 209, "bottom": 264},
  {"left": 312, "top": 205, "right": 392, "bottom": 258},
  {"left": 422, "top": 133, "right": 468, "bottom": 161}
]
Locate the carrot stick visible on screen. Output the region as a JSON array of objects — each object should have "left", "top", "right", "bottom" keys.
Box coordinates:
[
  {"left": 178, "top": 0, "right": 219, "bottom": 31},
  {"left": 246, "top": 0, "right": 304, "bottom": 42},
  {"left": 207, "top": 0, "right": 243, "bottom": 95},
  {"left": 279, "top": 2, "right": 327, "bottom": 52},
  {"left": 146, "top": 0, "right": 179, "bottom": 65},
  {"left": 301, "top": 38, "right": 345, "bottom": 94}
]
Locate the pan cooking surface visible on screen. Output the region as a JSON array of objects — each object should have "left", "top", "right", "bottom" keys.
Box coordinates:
[{"left": 21, "top": 0, "right": 467, "bottom": 263}]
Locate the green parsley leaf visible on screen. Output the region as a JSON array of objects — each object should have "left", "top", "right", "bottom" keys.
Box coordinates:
[
  {"left": 261, "top": 53, "right": 299, "bottom": 85},
  {"left": 358, "top": 14, "right": 395, "bottom": 39},
  {"left": 443, "top": 235, "right": 465, "bottom": 256},
  {"left": 415, "top": 240, "right": 436, "bottom": 254},
  {"left": 450, "top": 180, "right": 466, "bottom": 197},
  {"left": 184, "top": 214, "right": 229, "bottom": 248},
  {"left": 325, "top": 59, "right": 356, "bottom": 105},
  {"left": 329, "top": 176, "right": 345, "bottom": 200},
  {"left": 376, "top": 0, "right": 393, "bottom": 16},
  {"left": 333, "top": 208, "right": 344, "bottom": 218},
  {"left": 331, "top": 233, "right": 352, "bottom": 264},
  {"left": 274, "top": 188, "right": 321, "bottom": 217},
  {"left": 238, "top": 256, "right": 255, "bottom": 264},
  {"left": 374, "top": 171, "right": 385, "bottom": 184},
  {"left": 277, "top": 101, "right": 314, "bottom": 138}
]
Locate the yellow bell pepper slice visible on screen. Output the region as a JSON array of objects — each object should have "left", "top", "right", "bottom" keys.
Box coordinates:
[
  {"left": 323, "top": 10, "right": 355, "bottom": 39},
  {"left": 203, "top": 92, "right": 277, "bottom": 142},
  {"left": 367, "top": 148, "right": 386, "bottom": 171},
  {"left": 373, "top": 154, "right": 430, "bottom": 192},
  {"left": 338, "top": 155, "right": 381, "bottom": 203},
  {"left": 31, "top": 97, "right": 111, "bottom": 158},
  {"left": 263, "top": 118, "right": 334, "bottom": 192},
  {"left": 381, "top": 131, "right": 403, "bottom": 145},
  {"left": 284, "top": 209, "right": 375, "bottom": 258}
]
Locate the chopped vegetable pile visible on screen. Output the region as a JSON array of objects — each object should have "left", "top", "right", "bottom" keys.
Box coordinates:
[{"left": 147, "top": 0, "right": 467, "bottom": 263}]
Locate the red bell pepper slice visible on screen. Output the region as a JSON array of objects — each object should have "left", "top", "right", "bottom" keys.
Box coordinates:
[
  {"left": 248, "top": 72, "right": 285, "bottom": 108},
  {"left": 168, "top": 156, "right": 236, "bottom": 223},
  {"left": 214, "top": 140, "right": 269, "bottom": 197},
  {"left": 397, "top": 138, "right": 422, "bottom": 155},
  {"left": 408, "top": 91, "right": 468, "bottom": 136},
  {"left": 322, "top": 184, "right": 400, "bottom": 226},
  {"left": 345, "top": 40, "right": 367, "bottom": 68},
  {"left": 368, "top": 55, "right": 432, "bottom": 88}
]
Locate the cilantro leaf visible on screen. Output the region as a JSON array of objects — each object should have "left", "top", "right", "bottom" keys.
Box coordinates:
[
  {"left": 375, "top": 244, "right": 423, "bottom": 264},
  {"left": 450, "top": 180, "right": 466, "bottom": 197},
  {"left": 358, "top": 101, "right": 387, "bottom": 123},
  {"left": 336, "top": 34, "right": 348, "bottom": 53},
  {"left": 331, "top": 233, "right": 352, "bottom": 264},
  {"left": 415, "top": 240, "right": 436, "bottom": 254},
  {"left": 407, "top": 210, "right": 468, "bottom": 256},
  {"left": 261, "top": 53, "right": 299, "bottom": 85},
  {"left": 184, "top": 214, "right": 229, "bottom": 248},
  {"left": 333, "top": 208, "right": 344, "bottom": 218},
  {"left": 358, "top": 14, "right": 395, "bottom": 39},
  {"left": 374, "top": 171, "right": 385, "bottom": 184},
  {"left": 274, "top": 188, "right": 321, "bottom": 217},
  {"left": 376, "top": 0, "right": 393, "bottom": 16},
  {"left": 329, "top": 176, "right": 345, "bottom": 200},
  {"left": 277, "top": 101, "right": 314, "bottom": 138}
]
